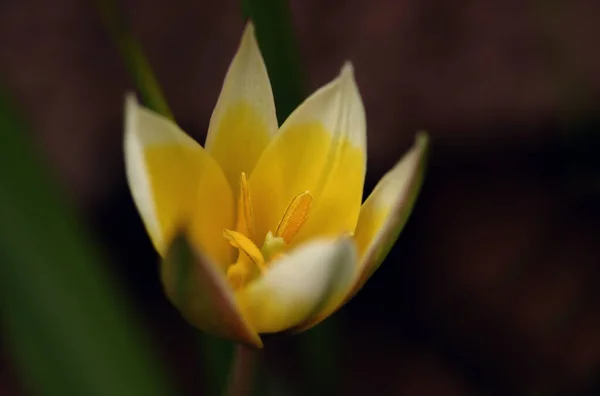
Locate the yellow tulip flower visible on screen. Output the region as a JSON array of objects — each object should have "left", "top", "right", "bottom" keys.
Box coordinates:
[{"left": 124, "top": 22, "right": 428, "bottom": 348}]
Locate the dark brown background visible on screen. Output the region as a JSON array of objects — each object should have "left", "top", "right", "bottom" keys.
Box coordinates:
[{"left": 1, "top": 0, "right": 600, "bottom": 395}]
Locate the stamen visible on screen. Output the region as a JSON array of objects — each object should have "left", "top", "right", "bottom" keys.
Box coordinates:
[
  {"left": 236, "top": 172, "right": 255, "bottom": 239},
  {"left": 275, "top": 191, "right": 313, "bottom": 243},
  {"left": 223, "top": 229, "right": 265, "bottom": 270},
  {"left": 224, "top": 229, "right": 266, "bottom": 289}
]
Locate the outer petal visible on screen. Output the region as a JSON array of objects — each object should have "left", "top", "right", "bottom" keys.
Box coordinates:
[
  {"left": 162, "top": 233, "right": 262, "bottom": 348},
  {"left": 236, "top": 237, "right": 357, "bottom": 333},
  {"left": 353, "top": 132, "right": 429, "bottom": 285},
  {"left": 250, "top": 63, "right": 366, "bottom": 246},
  {"left": 295, "top": 132, "right": 429, "bottom": 332},
  {"left": 205, "top": 22, "right": 278, "bottom": 198},
  {"left": 124, "top": 94, "right": 234, "bottom": 266}
]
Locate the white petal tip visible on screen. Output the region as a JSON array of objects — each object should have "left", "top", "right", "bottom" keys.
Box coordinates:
[
  {"left": 411, "top": 131, "right": 430, "bottom": 161},
  {"left": 124, "top": 93, "right": 138, "bottom": 140},
  {"left": 415, "top": 130, "right": 429, "bottom": 147},
  {"left": 124, "top": 92, "right": 139, "bottom": 113},
  {"left": 275, "top": 58, "right": 366, "bottom": 153},
  {"left": 340, "top": 62, "right": 354, "bottom": 77},
  {"left": 125, "top": 91, "right": 137, "bottom": 102},
  {"left": 244, "top": 20, "right": 256, "bottom": 33},
  {"left": 241, "top": 21, "right": 258, "bottom": 48},
  {"left": 338, "top": 62, "right": 357, "bottom": 88}
]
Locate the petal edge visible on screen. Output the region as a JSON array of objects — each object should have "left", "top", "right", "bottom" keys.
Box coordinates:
[
  {"left": 124, "top": 94, "right": 235, "bottom": 266},
  {"left": 295, "top": 132, "right": 429, "bottom": 332},
  {"left": 236, "top": 237, "right": 357, "bottom": 333},
  {"left": 353, "top": 132, "right": 430, "bottom": 291},
  {"left": 161, "top": 233, "right": 263, "bottom": 348},
  {"left": 249, "top": 64, "right": 367, "bottom": 246}
]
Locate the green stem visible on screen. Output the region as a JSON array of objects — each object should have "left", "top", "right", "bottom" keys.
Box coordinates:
[
  {"left": 225, "top": 345, "right": 258, "bottom": 396},
  {"left": 93, "top": 0, "right": 173, "bottom": 119}
]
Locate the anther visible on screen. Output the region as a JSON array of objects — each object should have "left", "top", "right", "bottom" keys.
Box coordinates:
[{"left": 275, "top": 191, "right": 313, "bottom": 243}]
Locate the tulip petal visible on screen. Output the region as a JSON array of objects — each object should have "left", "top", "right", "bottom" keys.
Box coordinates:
[
  {"left": 353, "top": 132, "right": 429, "bottom": 289},
  {"left": 236, "top": 237, "right": 357, "bottom": 333},
  {"left": 124, "top": 94, "right": 234, "bottom": 266},
  {"left": 162, "top": 233, "right": 262, "bottom": 348},
  {"left": 205, "top": 22, "right": 278, "bottom": 198},
  {"left": 295, "top": 133, "right": 429, "bottom": 332},
  {"left": 250, "top": 63, "right": 366, "bottom": 246}
]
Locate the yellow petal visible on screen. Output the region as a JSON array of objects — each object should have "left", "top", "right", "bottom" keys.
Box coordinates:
[
  {"left": 205, "top": 22, "right": 278, "bottom": 198},
  {"left": 124, "top": 94, "right": 234, "bottom": 266},
  {"left": 295, "top": 132, "right": 429, "bottom": 332},
  {"left": 161, "top": 233, "right": 262, "bottom": 348},
  {"left": 236, "top": 237, "right": 357, "bottom": 333},
  {"left": 250, "top": 63, "right": 366, "bottom": 246}
]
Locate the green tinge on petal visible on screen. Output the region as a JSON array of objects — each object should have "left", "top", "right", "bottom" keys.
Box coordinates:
[{"left": 161, "top": 233, "right": 262, "bottom": 348}]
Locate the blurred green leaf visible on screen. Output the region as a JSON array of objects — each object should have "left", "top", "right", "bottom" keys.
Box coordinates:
[
  {"left": 94, "top": 2, "right": 235, "bottom": 394},
  {"left": 0, "top": 89, "right": 174, "bottom": 395},
  {"left": 95, "top": 0, "right": 173, "bottom": 119},
  {"left": 241, "top": 0, "right": 305, "bottom": 123}
]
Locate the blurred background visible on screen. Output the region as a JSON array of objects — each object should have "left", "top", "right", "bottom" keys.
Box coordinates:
[{"left": 1, "top": 0, "right": 600, "bottom": 395}]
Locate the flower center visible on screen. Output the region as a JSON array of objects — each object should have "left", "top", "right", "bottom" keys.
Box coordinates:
[{"left": 224, "top": 172, "right": 313, "bottom": 289}]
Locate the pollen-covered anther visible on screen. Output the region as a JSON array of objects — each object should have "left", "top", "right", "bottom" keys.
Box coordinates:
[{"left": 275, "top": 191, "right": 313, "bottom": 243}]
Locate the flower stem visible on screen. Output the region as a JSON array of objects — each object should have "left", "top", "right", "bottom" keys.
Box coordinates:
[{"left": 225, "top": 344, "right": 258, "bottom": 396}]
